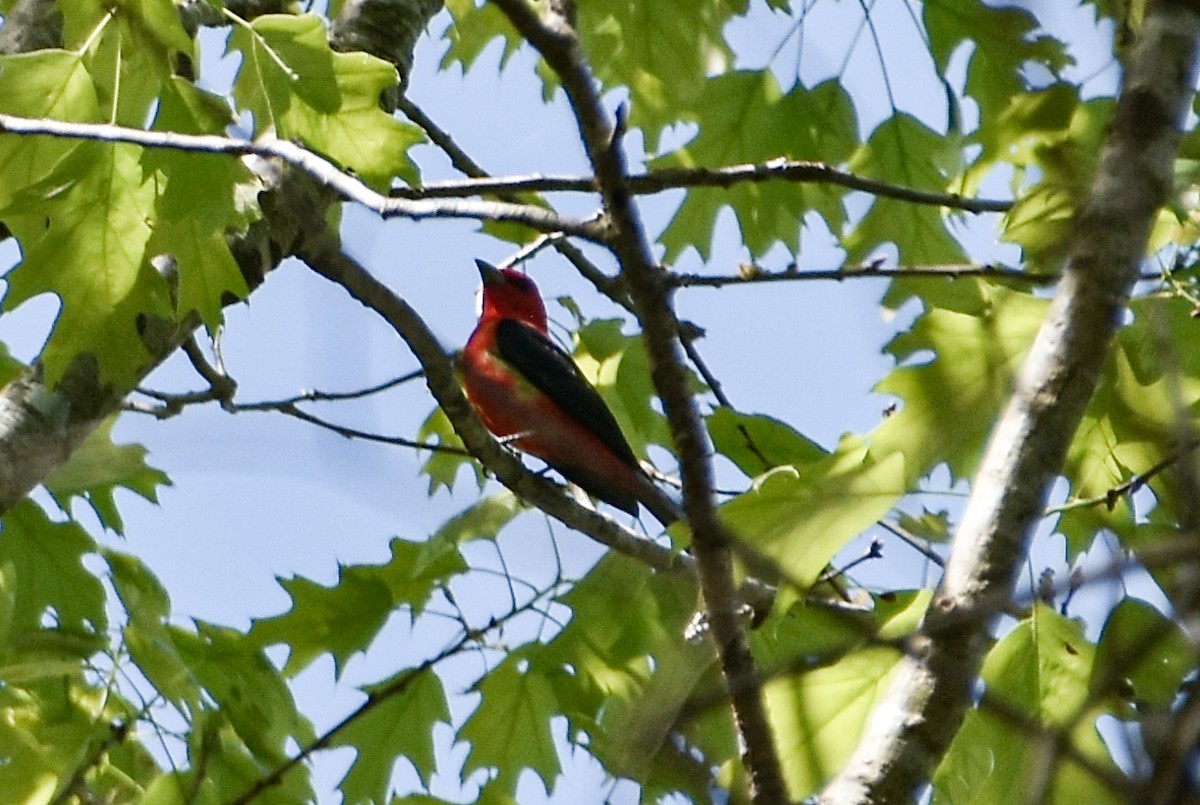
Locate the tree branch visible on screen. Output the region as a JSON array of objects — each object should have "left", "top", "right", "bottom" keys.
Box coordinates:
[
  {"left": 820, "top": 3, "right": 1200, "bottom": 801},
  {"left": 487, "top": 0, "right": 788, "bottom": 801},
  {"left": 398, "top": 95, "right": 634, "bottom": 308},
  {"left": 0, "top": 114, "right": 603, "bottom": 239},
  {"left": 295, "top": 231, "right": 697, "bottom": 577},
  {"left": 672, "top": 262, "right": 1055, "bottom": 287},
  {"left": 392, "top": 157, "right": 1013, "bottom": 214}
]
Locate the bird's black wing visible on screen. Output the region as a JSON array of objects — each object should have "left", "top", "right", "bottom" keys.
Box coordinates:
[{"left": 494, "top": 318, "right": 640, "bottom": 469}]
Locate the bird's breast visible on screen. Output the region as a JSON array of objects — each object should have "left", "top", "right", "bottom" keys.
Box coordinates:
[{"left": 461, "top": 341, "right": 544, "bottom": 439}]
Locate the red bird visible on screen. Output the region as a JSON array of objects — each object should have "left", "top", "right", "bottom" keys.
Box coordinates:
[{"left": 462, "top": 260, "right": 680, "bottom": 526}]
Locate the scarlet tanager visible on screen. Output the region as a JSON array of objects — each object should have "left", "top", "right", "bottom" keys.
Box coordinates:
[{"left": 462, "top": 260, "right": 680, "bottom": 526}]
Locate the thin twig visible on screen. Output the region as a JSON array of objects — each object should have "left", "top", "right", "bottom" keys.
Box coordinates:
[
  {"left": 672, "top": 263, "right": 1058, "bottom": 288},
  {"left": 393, "top": 157, "right": 1013, "bottom": 214},
  {"left": 131, "top": 367, "right": 464, "bottom": 453},
  {"left": 1046, "top": 440, "right": 1198, "bottom": 516},
  {"left": 877, "top": 518, "right": 946, "bottom": 567},
  {"left": 245, "top": 401, "right": 474, "bottom": 455},
  {"left": 180, "top": 335, "right": 236, "bottom": 408},
  {"left": 254, "top": 369, "right": 424, "bottom": 404}
]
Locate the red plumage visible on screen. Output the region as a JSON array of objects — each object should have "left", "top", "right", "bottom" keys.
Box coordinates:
[{"left": 462, "top": 260, "right": 678, "bottom": 525}]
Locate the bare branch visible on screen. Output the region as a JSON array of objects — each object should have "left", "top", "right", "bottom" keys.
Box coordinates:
[
  {"left": 241, "top": 400, "right": 473, "bottom": 455},
  {"left": 673, "top": 262, "right": 1055, "bottom": 288},
  {"left": 399, "top": 96, "right": 635, "bottom": 310},
  {"left": 0, "top": 113, "right": 605, "bottom": 239},
  {"left": 820, "top": 4, "right": 1200, "bottom": 802},
  {"left": 394, "top": 157, "right": 1013, "bottom": 214},
  {"left": 254, "top": 370, "right": 425, "bottom": 405},
  {"left": 488, "top": 0, "right": 788, "bottom": 801},
  {"left": 295, "top": 230, "right": 695, "bottom": 576},
  {"left": 877, "top": 518, "right": 946, "bottom": 568},
  {"left": 131, "top": 361, "right": 463, "bottom": 453}
]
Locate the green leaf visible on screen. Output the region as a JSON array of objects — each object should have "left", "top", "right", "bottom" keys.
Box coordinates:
[
  {"left": 441, "top": 0, "right": 749, "bottom": 151},
  {"left": 44, "top": 416, "right": 171, "bottom": 534},
  {"left": 228, "top": 13, "right": 422, "bottom": 189},
  {"left": 145, "top": 78, "right": 256, "bottom": 327},
  {"left": 417, "top": 406, "right": 481, "bottom": 494},
  {"left": 895, "top": 508, "right": 952, "bottom": 543},
  {"left": 460, "top": 651, "right": 561, "bottom": 796},
  {"left": 250, "top": 570, "right": 393, "bottom": 678},
  {"left": 173, "top": 622, "right": 316, "bottom": 765},
  {"left": 0, "top": 501, "right": 106, "bottom": 638},
  {"left": 573, "top": 318, "right": 672, "bottom": 456},
  {"left": 590, "top": 639, "right": 725, "bottom": 805},
  {"left": 871, "top": 281, "right": 1047, "bottom": 485},
  {"left": 1058, "top": 296, "right": 1200, "bottom": 553},
  {"left": 251, "top": 536, "right": 467, "bottom": 676},
  {"left": 934, "top": 707, "right": 1120, "bottom": 805},
  {"left": 168, "top": 712, "right": 313, "bottom": 805},
  {"left": 874, "top": 589, "right": 935, "bottom": 640},
  {"left": 707, "top": 407, "right": 827, "bottom": 478},
  {"left": 845, "top": 114, "right": 967, "bottom": 266},
  {"left": 933, "top": 605, "right": 1120, "bottom": 805},
  {"left": 0, "top": 676, "right": 137, "bottom": 803},
  {"left": 924, "top": 1, "right": 1071, "bottom": 139},
  {"left": 982, "top": 605, "right": 1094, "bottom": 720},
  {"left": 747, "top": 592, "right": 932, "bottom": 796},
  {"left": 1092, "top": 598, "right": 1192, "bottom": 712},
  {"left": 431, "top": 491, "right": 524, "bottom": 544},
  {"left": 104, "top": 549, "right": 203, "bottom": 710},
  {"left": 966, "top": 82, "right": 1080, "bottom": 188},
  {"left": 576, "top": 0, "right": 747, "bottom": 150},
  {"left": 0, "top": 50, "right": 100, "bottom": 212},
  {"left": 0, "top": 45, "right": 246, "bottom": 383},
  {"left": 441, "top": 0, "right": 525, "bottom": 73},
  {"left": 540, "top": 554, "right": 699, "bottom": 720},
  {"left": 63, "top": 0, "right": 192, "bottom": 127},
  {"left": 1001, "top": 98, "right": 1111, "bottom": 272},
  {"left": 654, "top": 74, "right": 856, "bottom": 260},
  {"left": 721, "top": 441, "right": 905, "bottom": 587},
  {"left": 333, "top": 669, "right": 450, "bottom": 804},
  {"left": 370, "top": 536, "right": 469, "bottom": 614},
  {"left": 752, "top": 603, "right": 870, "bottom": 670},
  {"left": 2, "top": 141, "right": 171, "bottom": 384},
  {"left": 766, "top": 647, "right": 905, "bottom": 799}
]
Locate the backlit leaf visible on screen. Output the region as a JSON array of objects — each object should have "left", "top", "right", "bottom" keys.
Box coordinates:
[
  {"left": 461, "top": 650, "right": 561, "bottom": 796},
  {"left": 722, "top": 442, "right": 905, "bottom": 587},
  {"left": 229, "top": 13, "right": 422, "bottom": 189},
  {"left": 333, "top": 669, "right": 450, "bottom": 804},
  {"left": 45, "top": 416, "right": 171, "bottom": 533}
]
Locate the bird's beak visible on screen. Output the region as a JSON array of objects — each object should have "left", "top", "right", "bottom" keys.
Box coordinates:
[{"left": 475, "top": 259, "right": 504, "bottom": 285}]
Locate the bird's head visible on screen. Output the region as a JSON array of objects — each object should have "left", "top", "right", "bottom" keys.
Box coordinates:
[{"left": 475, "top": 259, "right": 548, "bottom": 333}]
